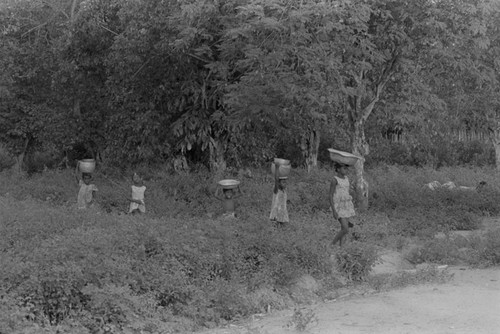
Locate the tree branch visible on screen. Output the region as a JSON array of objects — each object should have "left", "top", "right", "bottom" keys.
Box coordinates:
[
  {"left": 42, "top": 0, "right": 69, "bottom": 20},
  {"left": 21, "top": 22, "right": 48, "bottom": 38},
  {"left": 360, "top": 91, "right": 381, "bottom": 123},
  {"left": 359, "top": 52, "right": 400, "bottom": 123},
  {"left": 99, "top": 24, "right": 119, "bottom": 36},
  {"left": 187, "top": 53, "right": 210, "bottom": 63},
  {"left": 337, "top": 73, "right": 357, "bottom": 126},
  {"left": 132, "top": 58, "right": 152, "bottom": 79},
  {"left": 377, "top": 50, "right": 399, "bottom": 88},
  {"left": 70, "top": 0, "right": 79, "bottom": 23}
]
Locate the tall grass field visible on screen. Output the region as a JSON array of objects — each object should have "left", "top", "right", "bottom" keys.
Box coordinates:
[{"left": 1, "top": 164, "right": 500, "bottom": 333}]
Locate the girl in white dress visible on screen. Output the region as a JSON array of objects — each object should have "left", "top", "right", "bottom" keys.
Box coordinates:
[
  {"left": 129, "top": 173, "right": 146, "bottom": 214},
  {"left": 329, "top": 162, "right": 355, "bottom": 246},
  {"left": 75, "top": 172, "right": 98, "bottom": 209},
  {"left": 269, "top": 166, "right": 289, "bottom": 227}
]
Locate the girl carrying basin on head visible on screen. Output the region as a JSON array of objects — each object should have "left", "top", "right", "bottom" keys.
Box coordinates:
[
  {"left": 329, "top": 162, "right": 356, "bottom": 246},
  {"left": 75, "top": 162, "right": 98, "bottom": 209},
  {"left": 269, "top": 163, "right": 289, "bottom": 228}
]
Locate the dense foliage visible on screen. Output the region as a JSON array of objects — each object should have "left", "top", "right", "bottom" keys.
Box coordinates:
[
  {"left": 1, "top": 165, "right": 500, "bottom": 333},
  {"left": 1, "top": 0, "right": 500, "bottom": 174}
]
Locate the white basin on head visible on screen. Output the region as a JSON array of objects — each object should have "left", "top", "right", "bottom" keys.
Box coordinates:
[
  {"left": 327, "top": 148, "right": 361, "bottom": 165},
  {"left": 274, "top": 158, "right": 290, "bottom": 165},
  {"left": 271, "top": 163, "right": 291, "bottom": 177},
  {"left": 78, "top": 159, "right": 96, "bottom": 173},
  {"left": 218, "top": 179, "right": 240, "bottom": 189}
]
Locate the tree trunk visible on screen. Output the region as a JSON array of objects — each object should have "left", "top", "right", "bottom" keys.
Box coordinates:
[
  {"left": 351, "top": 120, "right": 369, "bottom": 212},
  {"left": 494, "top": 142, "right": 500, "bottom": 170},
  {"left": 302, "top": 129, "right": 320, "bottom": 173},
  {"left": 343, "top": 59, "right": 395, "bottom": 211},
  {"left": 70, "top": 0, "right": 79, "bottom": 22},
  {"left": 12, "top": 137, "right": 31, "bottom": 175},
  {"left": 209, "top": 138, "right": 227, "bottom": 178},
  {"left": 12, "top": 153, "right": 25, "bottom": 175},
  {"left": 489, "top": 126, "right": 500, "bottom": 170}
]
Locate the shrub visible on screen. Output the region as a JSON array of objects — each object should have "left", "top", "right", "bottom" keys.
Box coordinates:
[
  {"left": 405, "top": 229, "right": 500, "bottom": 267},
  {"left": 368, "top": 266, "right": 453, "bottom": 291},
  {"left": 0, "top": 190, "right": 337, "bottom": 331},
  {"left": 368, "top": 165, "right": 500, "bottom": 236},
  {"left": 335, "top": 242, "right": 378, "bottom": 281},
  {"left": 479, "top": 228, "right": 500, "bottom": 266},
  {"left": 0, "top": 145, "right": 15, "bottom": 171},
  {"left": 2, "top": 164, "right": 500, "bottom": 333},
  {"left": 455, "top": 140, "right": 494, "bottom": 166},
  {"left": 405, "top": 239, "right": 460, "bottom": 265},
  {"left": 367, "top": 137, "right": 494, "bottom": 167}
]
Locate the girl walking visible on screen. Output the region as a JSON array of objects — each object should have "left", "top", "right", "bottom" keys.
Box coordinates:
[
  {"left": 75, "top": 163, "right": 98, "bottom": 210},
  {"left": 129, "top": 173, "right": 146, "bottom": 214},
  {"left": 269, "top": 164, "right": 289, "bottom": 227},
  {"left": 214, "top": 184, "right": 242, "bottom": 219},
  {"left": 329, "top": 162, "right": 356, "bottom": 246}
]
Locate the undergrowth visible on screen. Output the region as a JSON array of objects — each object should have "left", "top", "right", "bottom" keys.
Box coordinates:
[
  {"left": 1, "top": 164, "right": 500, "bottom": 333},
  {"left": 405, "top": 228, "right": 500, "bottom": 267},
  {"left": 368, "top": 266, "right": 454, "bottom": 292}
]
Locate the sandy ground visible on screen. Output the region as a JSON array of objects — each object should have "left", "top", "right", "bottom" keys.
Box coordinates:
[{"left": 198, "top": 267, "right": 500, "bottom": 334}]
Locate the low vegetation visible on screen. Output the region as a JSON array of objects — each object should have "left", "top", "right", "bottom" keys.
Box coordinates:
[{"left": 1, "top": 164, "right": 500, "bottom": 333}]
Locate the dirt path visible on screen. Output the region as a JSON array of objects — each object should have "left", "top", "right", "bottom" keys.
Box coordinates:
[{"left": 198, "top": 267, "right": 500, "bottom": 334}]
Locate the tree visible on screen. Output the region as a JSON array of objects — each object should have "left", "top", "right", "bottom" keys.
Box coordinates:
[
  {"left": 456, "top": 1, "right": 500, "bottom": 168},
  {"left": 0, "top": 0, "right": 69, "bottom": 171},
  {"left": 216, "top": 0, "right": 460, "bottom": 209},
  {"left": 321, "top": 0, "right": 497, "bottom": 208},
  {"left": 420, "top": 0, "right": 500, "bottom": 168},
  {"left": 99, "top": 0, "right": 236, "bottom": 172},
  {"left": 2, "top": 0, "right": 498, "bottom": 178},
  {"left": 218, "top": 0, "right": 346, "bottom": 171}
]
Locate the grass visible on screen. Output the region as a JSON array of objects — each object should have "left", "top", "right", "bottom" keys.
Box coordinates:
[
  {"left": 367, "top": 266, "right": 454, "bottom": 292},
  {"left": 1, "top": 164, "right": 500, "bottom": 333},
  {"left": 404, "top": 228, "right": 500, "bottom": 267}
]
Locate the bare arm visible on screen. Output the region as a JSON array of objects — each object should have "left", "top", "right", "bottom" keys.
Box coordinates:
[
  {"left": 273, "top": 164, "right": 279, "bottom": 194},
  {"left": 74, "top": 163, "right": 80, "bottom": 184},
  {"left": 214, "top": 187, "right": 223, "bottom": 201},
  {"left": 329, "top": 178, "right": 339, "bottom": 220},
  {"left": 348, "top": 177, "right": 356, "bottom": 197},
  {"left": 233, "top": 185, "right": 243, "bottom": 198}
]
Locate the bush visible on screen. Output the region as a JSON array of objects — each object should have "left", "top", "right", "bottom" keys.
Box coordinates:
[
  {"left": 405, "top": 239, "right": 460, "bottom": 265},
  {"left": 0, "top": 188, "right": 336, "bottom": 332},
  {"left": 455, "top": 140, "right": 494, "bottom": 166},
  {"left": 2, "top": 164, "right": 500, "bottom": 332},
  {"left": 368, "top": 266, "right": 453, "bottom": 291},
  {"left": 405, "top": 228, "right": 500, "bottom": 267},
  {"left": 479, "top": 228, "right": 500, "bottom": 266},
  {"left": 335, "top": 242, "right": 378, "bottom": 281},
  {"left": 368, "top": 165, "right": 500, "bottom": 236},
  {"left": 0, "top": 145, "right": 15, "bottom": 171},
  {"left": 367, "top": 137, "right": 494, "bottom": 168}
]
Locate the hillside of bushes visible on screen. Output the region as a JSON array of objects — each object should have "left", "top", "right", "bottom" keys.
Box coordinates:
[{"left": 1, "top": 164, "right": 500, "bottom": 334}]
